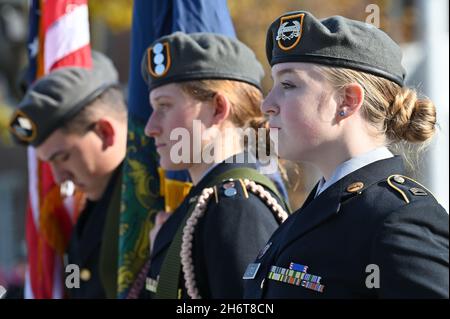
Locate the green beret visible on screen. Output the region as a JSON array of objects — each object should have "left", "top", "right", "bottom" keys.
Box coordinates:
[
  {"left": 9, "top": 51, "right": 119, "bottom": 147},
  {"left": 266, "top": 11, "right": 406, "bottom": 86},
  {"left": 141, "top": 32, "right": 264, "bottom": 91}
]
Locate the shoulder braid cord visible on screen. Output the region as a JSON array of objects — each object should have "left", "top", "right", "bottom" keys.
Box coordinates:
[
  {"left": 386, "top": 174, "right": 436, "bottom": 204},
  {"left": 180, "top": 178, "right": 289, "bottom": 299}
]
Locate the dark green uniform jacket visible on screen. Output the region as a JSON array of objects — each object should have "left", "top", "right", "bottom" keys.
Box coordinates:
[
  {"left": 65, "top": 164, "right": 122, "bottom": 299},
  {"left": 142, "top": 158, "right": 287, "bottom": 299}
]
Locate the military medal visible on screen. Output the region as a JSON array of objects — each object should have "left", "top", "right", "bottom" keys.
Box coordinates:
[
  {"left": 223, "top": 180, "right": 237, "bottom": 197},
  {"left": 268, "top": 263, "right": 325, "bottom": 293},
  {"left": 224, "top": 188, "right": 237, "bottom": 197},
  {"left": 289, "top": 262, "right": 308, "bottom": 273},
  {"left": 222, "top": 180, "right": 235, "bottom": 189}
]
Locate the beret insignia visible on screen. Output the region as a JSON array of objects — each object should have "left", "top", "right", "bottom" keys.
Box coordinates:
[
  {"left": 147, "top": 42, "right": 171, "bottom": 78},
  {"left": 276, "top": 13, "right": 305, "bottom": 51},
  {"left": 9, "top": 110, "right": 37, "bottom": 143}
]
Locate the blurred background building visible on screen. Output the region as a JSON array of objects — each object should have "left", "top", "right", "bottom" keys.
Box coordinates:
[{"left": 0, "top": 0, "right": 448, "bottom": 297}]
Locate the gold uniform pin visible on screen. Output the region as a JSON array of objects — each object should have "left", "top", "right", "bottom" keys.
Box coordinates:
[
  {"left": 346, "top": 182, "right": 364, "bottom": 193},
  {"left": 80, "top": 268, "right": 91, "bottom": 281}
]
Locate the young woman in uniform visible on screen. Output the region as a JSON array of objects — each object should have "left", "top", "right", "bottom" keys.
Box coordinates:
[
  {"left": 243, "top": 10, "right": 448, "bottom": 299},
  {"left": 140, "top": 32, "right": 290, "bottom": 299}
]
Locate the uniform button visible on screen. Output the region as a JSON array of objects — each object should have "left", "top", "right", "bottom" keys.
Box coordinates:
[
  {"left": 260, "top": 278, "right": 265, "bottom": 290},
  {"left": 346, "top": 181, "right": 364, "bottom": 193},
  {"left": 393, "top": 175, "right": 405, "bottom": 184},
  {"left": 80, "top": 269, "right": 91, "bottom": 281}
]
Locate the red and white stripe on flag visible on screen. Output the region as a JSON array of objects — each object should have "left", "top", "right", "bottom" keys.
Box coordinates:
[
  {"left": 25, "top": 0, "right": 91, "bottom": 299},
  {"left": 43, "top": 0, "right": 91, "bottom": 73}
]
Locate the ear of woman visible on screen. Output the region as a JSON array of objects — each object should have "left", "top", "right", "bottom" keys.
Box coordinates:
[
  {"left": 337, "top": 83, "right": 364, "bottom": 119},
  {"left": 211, "top": 92, "right": 231, "bottom": 126}
]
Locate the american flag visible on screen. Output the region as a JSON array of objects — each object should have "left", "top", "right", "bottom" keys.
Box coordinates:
[{"left": 24, "top": 0, "right": 91, "bottom": 299}]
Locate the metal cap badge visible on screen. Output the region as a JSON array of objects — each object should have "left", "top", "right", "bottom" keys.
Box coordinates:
[
  {"left": 146, "top": 42, "right": 171, "bottom": 77},
  {"left": 276, "top": 13, "right": 305, "bottom": 51},
  {"left": 266, "top": 10, "right": 406, "bottom": 86}
]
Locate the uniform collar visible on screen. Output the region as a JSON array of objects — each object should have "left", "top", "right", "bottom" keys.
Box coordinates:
[
  {"left": 316, "top": 147, "right": 394, "bottom": 197},
  {"left": 279, "top": 156, "right": 405, "bottom": 253},
  {"left": 71, "top": 164, "right": 123, "bottom": 264},
  {"left": 150, "top": 154, "right": 257, "bottom": 260},
  {"left": 194, "top": 152, "right": 258, "bottom": 190}
]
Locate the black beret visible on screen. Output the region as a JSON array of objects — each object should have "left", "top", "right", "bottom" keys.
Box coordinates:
[
  {"left": 266, "top": 11, "right": 406, "bottom": 86},
  {"left": 9, "top": 51, "right": 119, "bottom": 147},
  {"left": 141, "top": 32, "right": 264, "bottom": 91}
]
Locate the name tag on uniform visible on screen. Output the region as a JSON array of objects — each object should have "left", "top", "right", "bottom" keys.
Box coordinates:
[
  {"left": 243, "top": 263, "right": 261, "bottom": 280},
  {"left": 146, "top": 277, "right": 159, "bottom": 293}
]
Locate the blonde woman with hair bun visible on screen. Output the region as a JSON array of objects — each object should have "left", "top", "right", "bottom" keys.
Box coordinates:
[{"left": 243, "top": 10, "right": 448, "bottom": 299}]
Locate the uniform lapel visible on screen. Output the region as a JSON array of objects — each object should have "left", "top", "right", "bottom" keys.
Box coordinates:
[
  {"left": 77, "top": 198, "right": 109, "bottom": 265},
  {"left": 150, "top": 198, "right": 191, "bottom": 260},
  {"left": 278, "top": 156, "right": 405, "bottom": 253},
  {"left": 279, "top": 180, "right": 343, "bottom": 252},
  {"left": 76, "top": 168, "right": 121, "bottom": 265},
  {"left": 150, "top": 158, "right": 257, "bottom": 260}
]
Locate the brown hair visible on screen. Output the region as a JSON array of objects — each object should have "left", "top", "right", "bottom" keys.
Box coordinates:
[
  {"left": 179, "top": 80, "right": 263, "bottom": 128},
  {"left": 61, "top": 86, "right": 127, "bottom": 135},
  {"left": 178, "top": 80, "right": 271, "bottom": 157},
  {"left": 320, "top": 66, "right": 437, "bottom": 146},
  {"left": 179, "top": 79, "right": 288, "bottom": 182}
]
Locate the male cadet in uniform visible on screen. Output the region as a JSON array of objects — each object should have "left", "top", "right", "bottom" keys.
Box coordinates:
[{"left": 9, "top": 51, "right": 127, "bottom": 298}]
